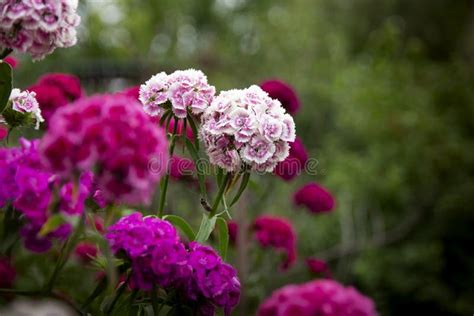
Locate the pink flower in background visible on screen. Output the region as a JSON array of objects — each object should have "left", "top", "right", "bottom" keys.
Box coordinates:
[
  {"left": 166, "top": 117, "right": 194, "bottom": 140},
  {"left": 0, "top": 0, "right": 81, "bottom": 60},
  {"left": 28, "top": 73, "right": 83, "bottom": 123},
  {"left": 40, "top": 94, "right": 169, "bottom": 205},
  {"left": 293, "top": 182, "right": 335, "bottom": 214},
  {"left": 0, "top": 257, "right": 16, "bottom": 289},
  {"left": 139, "top": 69, "right": 215, "bottom": 118},
  {"left": 201, "top": 86, "right": 296, "bottom": 173},
  {"left": 260, "top": 79, "right": 300, "bottom": 115},
  {"left": 4, "top": 56, "right": 18, "bottom": 68},
  {"left": 0, "top": 126, "right": 7, "bottom": 140},
  {"left": 253, "top": 215, "right": 297, "bottom": 270},
  {"left": 75, "top": 242, "right": 99, "bottom": 264},
  {"left": 257, "top": 279, "right": 378, "bottom": 316},
  {"left": 169, "top": 155, "right": 195, "bottom": 181},
  {"left": 306, "top": 258, "right": 332, "bottom": 278},
  {"left": 227, "top": 221, "right": 238, "bottom": 245},
  {"left": 274, "top": 137, "right": 308, "bottom": 181},
  {"left": 120, "top": 85, "right": 140, "bottom": 100}
]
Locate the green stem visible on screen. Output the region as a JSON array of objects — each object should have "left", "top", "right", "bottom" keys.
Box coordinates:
[
  {"left": 44, "top": 214, "right": 85, "bottom": 294},
  {"left": 210, "top": 172, "right": 231, "bottom": 217},
  {"left": 151, "top": 286, "right": 162, "bottom": 316},
  {"left": 80, "top": 276, "right": 107, "bottom": 312},
  {"left": 158, "top": 120, "right": 179, "bottom": 218},
  {"left": 0, "top": 48, "right": 12, "bottom": 60},
  {"left": 105, "top": 272, "right": 131, "bottom": 315}
]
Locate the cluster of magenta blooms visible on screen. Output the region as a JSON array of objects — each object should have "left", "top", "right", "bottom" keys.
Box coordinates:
[
  {"left": 106, "top": 213, "right": 240, "bottom": 315},
  {"left": 0, "top": 63, "right": 376, "bottom": 315}
]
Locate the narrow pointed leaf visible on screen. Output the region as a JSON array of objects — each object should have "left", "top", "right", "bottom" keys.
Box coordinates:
[
  {"left": 38, "top": 214, "right": 66, "bottom": 237},
  {"left": 186, "top": 114, "right": 199, "bottom": 151},
  {"left": 216, "top": 217, "right": 229, "bottom": 260},
  {"left": 163, "top": 215, "right": 195, "bottom": 241},
  {"left": 230, "top": 172, "right": 250, "bottom": 207},
  {"left": 185, "top": 138, "right": 207, "bottom": 199},
  {"left": 195, "top": 214, "right": 217, "bottom": 243}
]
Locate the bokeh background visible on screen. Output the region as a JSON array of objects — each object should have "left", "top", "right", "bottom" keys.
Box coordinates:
[{"left": 11, "top": 0, "right": 474, "bottom": 315}]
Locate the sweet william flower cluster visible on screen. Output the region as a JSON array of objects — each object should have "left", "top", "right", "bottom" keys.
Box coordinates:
[
  {"left": 258, "top": 279, "right": 378, "bottom": 316},
  {"left": 40, "top": 94, "right": 169, "bottom": 205},
  {"left": 139, "top": 69, "right": 216, "bottom": 118},
  {"left": 106, "top": 213, "right": 241, "bottom": 315},
  {"left": 200, "top": 85, "right": 296, "bottom": 172},
  {"left": 4, "top": 88, "right": 44, "bottom": 129},
  {"left": 0, "top": 0, "right": 81, "bottom": 60}
]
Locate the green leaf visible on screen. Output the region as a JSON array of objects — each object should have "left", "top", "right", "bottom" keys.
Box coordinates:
[
  {"left": 230, "top": 172, "right": 251, "bottom": 207},
  {"left": 163, "top": 215, "right": 195, "bottom": 241},
  {"left": 0, "top": 61, "right": 12, "bottom": 114},
  {"left": 195, "top": 214, "right": 217, "bottom": 243},
  {"left": 184, "top": 138, "right": 207, "bottom": 199},
  {"left": 216, "top": 217, "right": 229, "bottom": 260},
  {"left": 186, "top": 113, "right": 199, "bottom": 151},
  {"left": 159, "top": 110, "right": 172, "bottom": 126},
  {"left": 38, "top": 214, "right": 66, "bottom": 237}
]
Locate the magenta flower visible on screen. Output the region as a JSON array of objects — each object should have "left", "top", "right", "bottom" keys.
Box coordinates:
[
  {"left": 74, "top": 242, "right": 99, "bottom": 264},
  {"left": 28, "top": 73, "right": 83, "bottom": 123},
  {"left": 274, "top": 137, "right": 308, "bottom": 181},
  {"left": 0, "top": 0, "right": 81, "bottom": 60},
  {"left": 40, "top": 94, "right": 168, "bottom": 205},
  {"left": 119, "top": 85, "right": 140, "bottom": 100},
  {"left": 4, "top": 56, "right": 18, "bottom": 68},
  {"left": 0, "top": 138, "right": 93, "bottom": 252},
  {"left": 187, "top": 242, "right": 241, "bottom": 315},
  {"left": 169, "top": 155, "right": 195, "bottom": 181},
  {"left": 260, "top": 79, "right": 300, "bottom": 115},
  {"left": 227, "top": 220, "right": 238, "bottom": 245},
  {"left": 0, "top": 257, "right": 16, "bottom": 289},
  {"left": 306, "top": 258, "right": 332, "bottom": 278},
  {"left": 253, "top": 215, "right": 297, "bottom": 270},
  {"left": 201, "top": 86, "right": 296, "bottom": 173},
  {"left": 0, "top": 125, "right": 7, "bottom": 140},
  {"left": 257, "top": 279, "right": 378, "bottom": 316},
  {"left": 293, "top": 182, "right": 335, "bottom": 214}
]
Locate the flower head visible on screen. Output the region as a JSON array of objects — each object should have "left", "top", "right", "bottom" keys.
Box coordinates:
[
  {"left": 0, "top": 138, "right": 92, "bottom": 252},
  {"left": 28, "top": 73, "right": 83, "bottom": 123},
  {"left": 306, "top": 258, "right": 332, "bottom": 278},
  {"left": 253, "top": 215, "right": 297, "bottom": 270},
  {"left": 260, "top": 79, "right": 300, "bottom": 115},
  {"left": 201, "top": 86, "right": 296, "bottom": 173},
  {"left": 257, "top": 279, "right": 378, "bottom": 316},
  {"left": 274, "top": 137, "right": 308, "bottom": 181},
  {"left": 40, "top": 94, "right": 168, "bottom": 205},
  {"left": 139, "top": 69, "right": 215, "bottom": 119},
  {"left": 293, "top": 182, "right": 335, "bottom": 214},
  {"left": 0, "top": 0, "right": 81, "bottom": 60},
  {"left": 6, "top": 88, "right": 44, "bottom": 129}
]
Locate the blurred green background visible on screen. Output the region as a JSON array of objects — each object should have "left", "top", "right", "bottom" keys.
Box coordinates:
[{"left": 12, "top": 0, "right": 474, "bottom": 315}]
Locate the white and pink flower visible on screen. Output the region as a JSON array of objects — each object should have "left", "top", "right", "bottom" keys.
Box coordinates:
[
  {"left": 9, "top": 88, "right": 44, "bottom": 129},
  {"left": 201, "top": 85, "right": 296, "bottom": 173},
  {"left": 139, "top": 69, "right": 216, "bottom": 118},
  {"left": 0, "top": 0, "right": 80, "bottom": 60}
]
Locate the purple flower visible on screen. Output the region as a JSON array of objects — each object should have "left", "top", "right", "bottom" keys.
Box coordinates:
[
  {"left": 257, "top": 279, "right": 378, "bottom": 316},
  {"left": 187, "top": 242, "right": 241, "bottom": 315},
  {"left": 0, "top": 138, "right": 91, "bottom": 252},
  {"left": 260, "top": 80, "right": 300, "bottom": 115},
  {"left": 293, "top": 182, "right": 335, "bottom": 214},
  {"left": 40, "top": 94, "right": 169, "bottom": 205},
  {"left": 105, "top": 212, "right": 179, "bottom": 259},
  {"left": 253, "top": 215, "right": 297, "bottom": 270}
]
